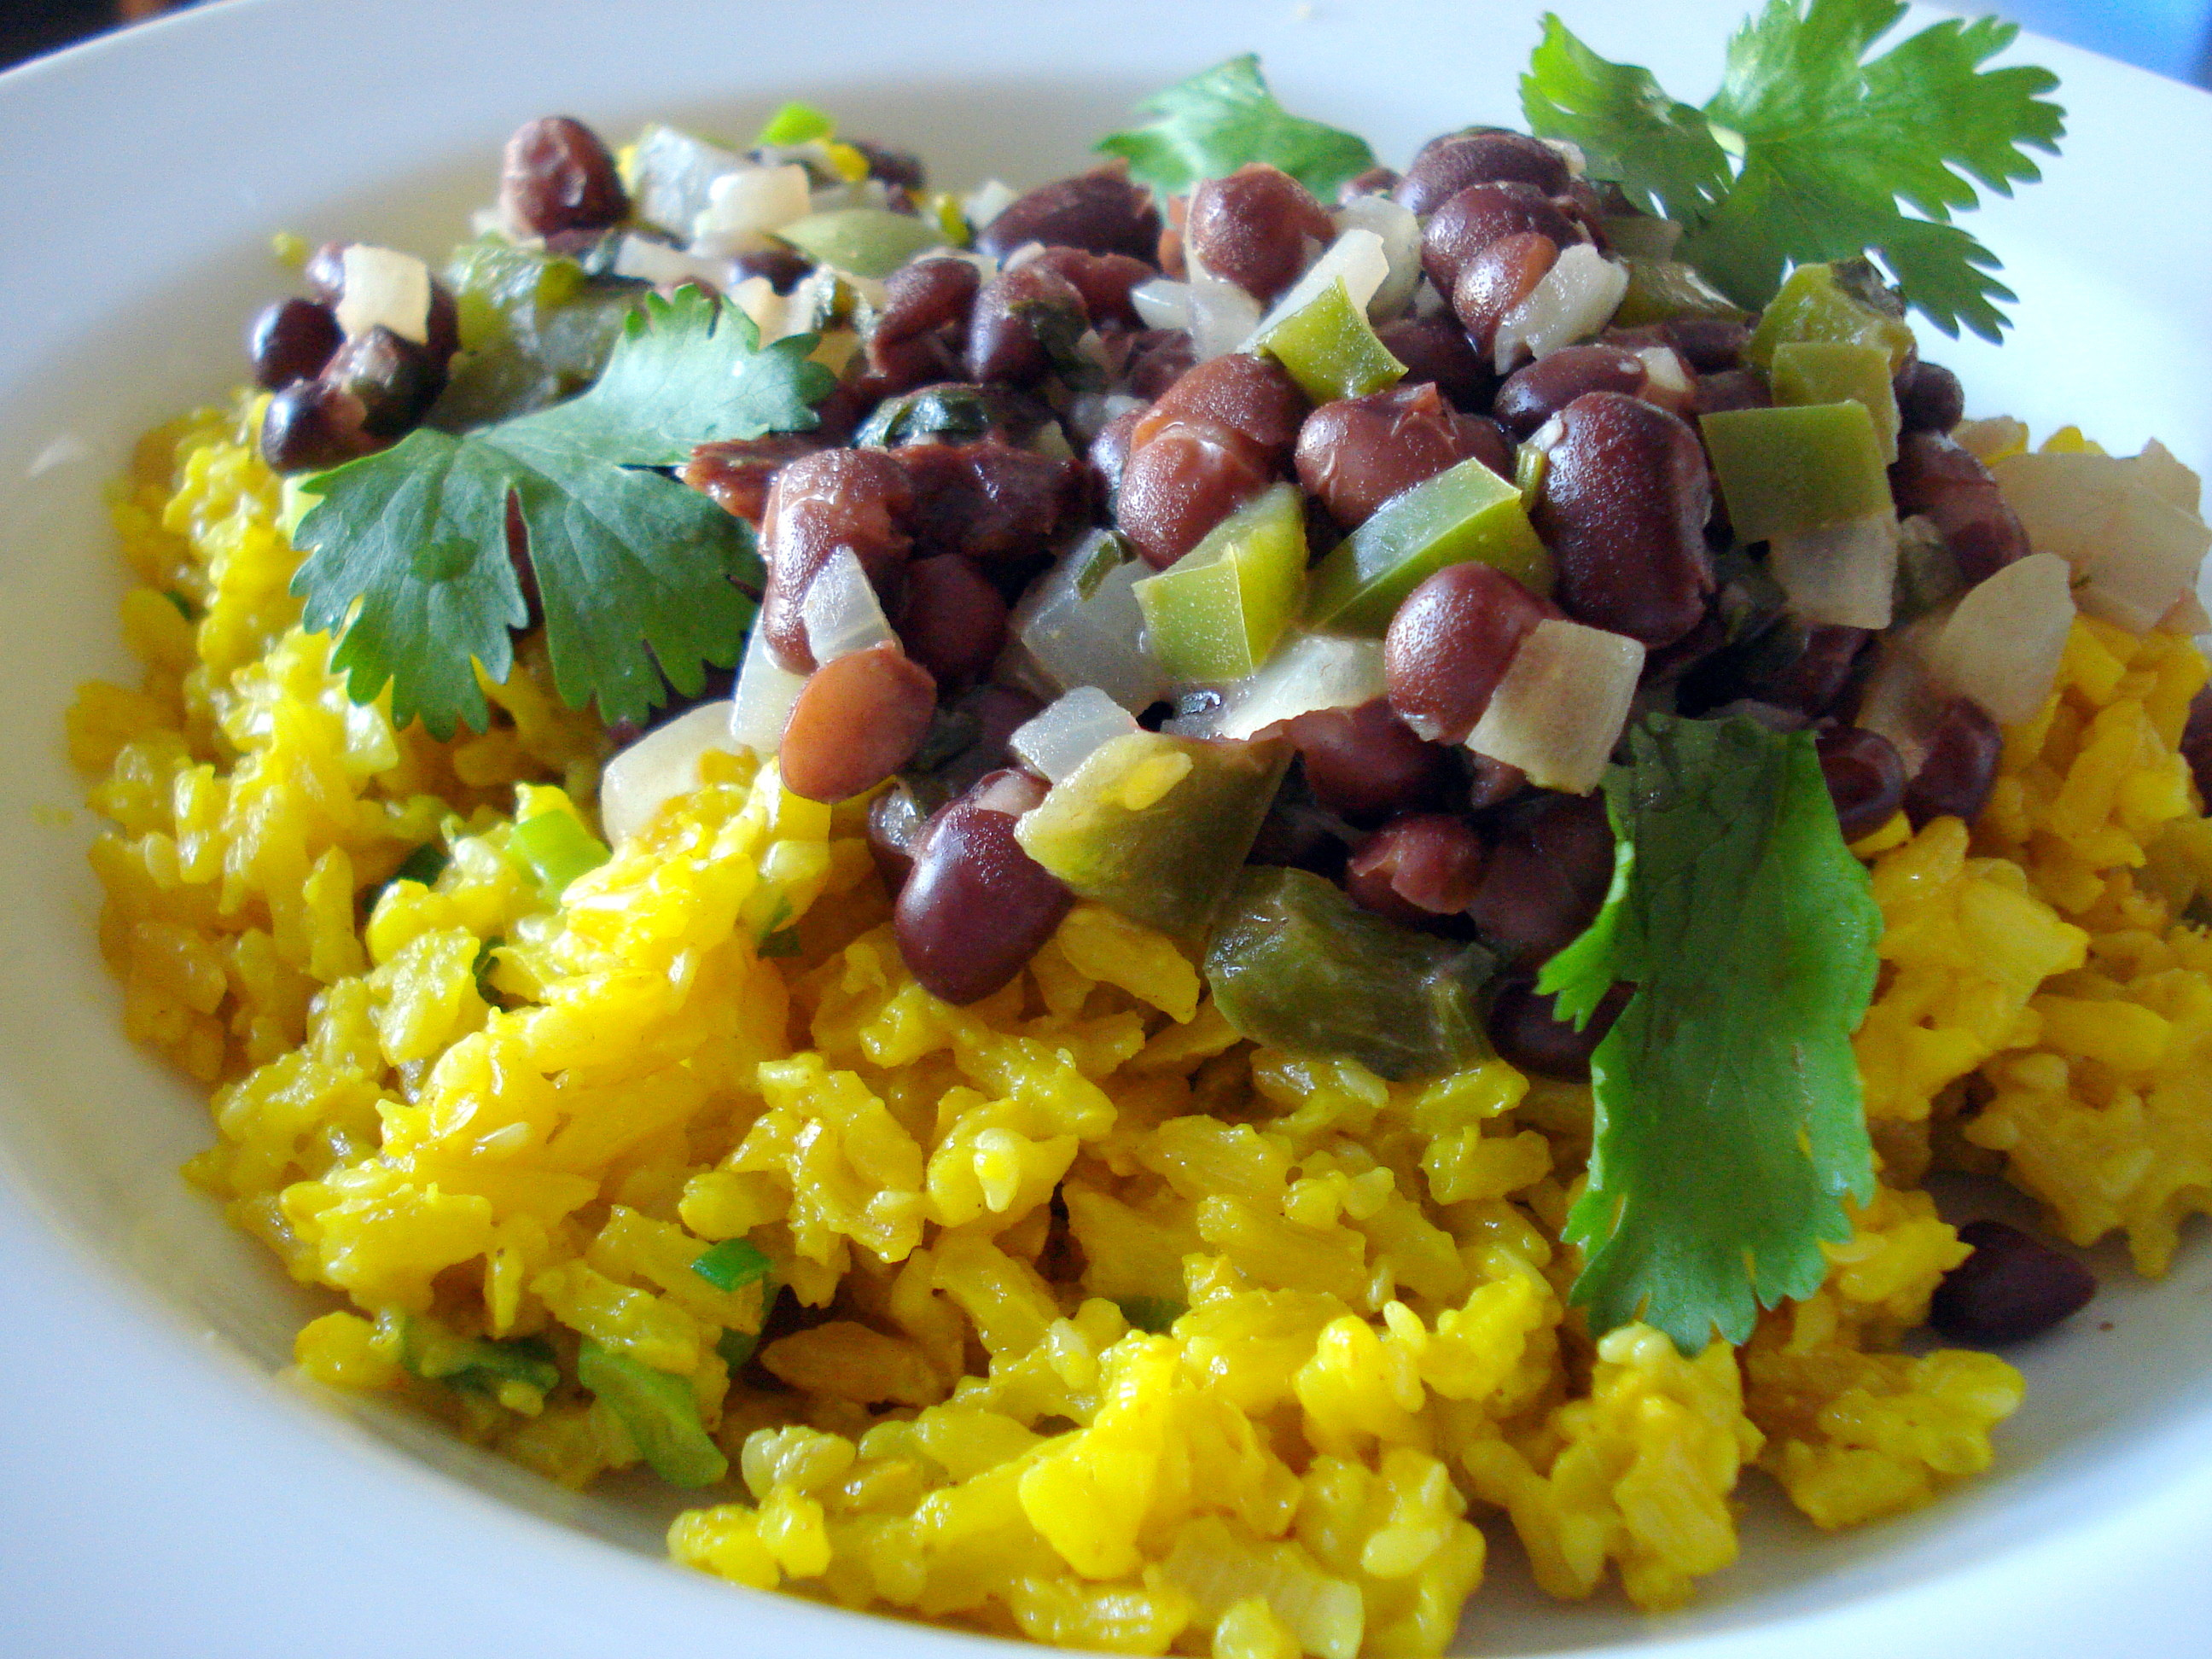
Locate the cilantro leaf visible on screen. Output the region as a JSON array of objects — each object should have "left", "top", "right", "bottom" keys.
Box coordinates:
[
  {"left": 293, "top": 286, "right": 834, "bottom": 738},
  {"left": 1097, "top": 55, "right": 1377, "bottom": 201},
  {"left": 1521, "top": 1, "right": 2064, "bottom": 339},
  {"left": 1539, "top": 714, "right": 1880, "bottom": 1354}
]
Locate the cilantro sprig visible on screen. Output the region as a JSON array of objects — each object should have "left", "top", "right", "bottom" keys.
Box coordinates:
[
  {"left": 1539, "top": 715, "right": 1881, "bottom": 1354},
  {"left": 292, "top": 286, "right": 833, "bottom": 738},
  {"left": 1097, "top": 55, "right": 1377, "bottom": 201},
  {"left": 1522, "top": 0, "right": 2064, "bottom": 339}
]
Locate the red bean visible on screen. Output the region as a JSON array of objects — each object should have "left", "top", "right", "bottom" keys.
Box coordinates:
[
  {"left": 1450, "top": 231, "right": 1558, "bottom": 359},
  {"left": 1121, "top": 329, "right": 1196, "bottom": 399},
  {"left": 894, "top": 771, "right": 1073, "bottom": 1004},
  {"left": 976, "top": 166, "right": 1161, "bottom": 263},
  {"left": 1284, "top": 699, "right": 1451, "bottom": 824},
  {"left": 870, "top": 258, "right": 980, "bottom": 378},
  {"left": 1374, "top": 315, "right": 1497, "bottom": 410},
  {"left": 1466, "top": 792, "right": 1615, "bottom": 966},
  {"left": 1139, "top": 352, "right": 1306, "bottom": 463},
  {"left": 1661, "top": 317, "right": 1752, "bottom": 373},
  {"left": 1089, "top": 406, "right": 1145, "bottom": 499},
  {"left": 1295, "top": 382, "right": 1499, "bottom": 529},
  {"left": 1486, "top": 979, "right": 1628, "bottom": 1081},
  {"left": 1186, "top": 164, "right": 1336, "bottom": 299},
  {"left": 500, "top": 116, "right": 628, "bottom": 237},
  {"left": 1422, "top": 182, "right": 1578, "bottom": 294},
  {"left": 966, "top": 263, "right": 1089, "bottom": 387},
  {"left": 1385, "top": 562, "right": 1564, "bottom": 744},
  {"left": 898, "top": 555, "right": 1009, "bottom": 683},
  {"left": 1531, "top": 392, "right": 1714, "bottom": 648},
  {"left": 1345, "top": 812, "right": 1488, "bottom": 924},
  {"left": 1396, "top": 131, "right": 1570, "bottom": 216},
  {"left": 1891, "top": 431, "right": 2028, "bottom": 585},
  {"left": 898, "top": 439, "right": 1081, "bottom": 564},
  {"left": 1895, "top": 360, "right": 1965, "bottom": 434},
  {"left": 779, "top": 642, "right": 939, "bottom": 802},
  {"left": 681, "top": 434, "right": 824, "bottom": 527},
  {"left": 1492, "top": 344, "right": 1648, "bottom": 439},
  {"left": 259, "top": 379, "right": 380, "bottom": 473},
  {"left": 1031, "top": 247, "right": 1155, "bottom": 328},
  {"left": 1336, "top": 166, "right": 1401, "bottom": 204},
  {"left": 1115, "top": 421, "right": 1272, "bottom": 569},
  {"left": 759, "top": 448, "right": 915, "bottom": 672},
  {"left": 1902, "top": 696, "right": 2001, "bottom": 829},
  {"left": 1816, "top": 725, "right": 1906, "bottom": 841},
  {"left": 1929, "top": 1220, "right": 2096, "bottom": 1344},
  {"left": 247, "top": 298, "right": 341, "bottom": 391}
]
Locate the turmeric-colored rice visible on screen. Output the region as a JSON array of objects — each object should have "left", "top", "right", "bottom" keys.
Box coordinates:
[{"left": 66, "top": 396, "right": 2212, "bottom": 1654}]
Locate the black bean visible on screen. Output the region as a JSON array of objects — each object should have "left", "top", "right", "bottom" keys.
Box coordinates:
[
  {"left": 779, "top": 642, "right": 938, "bottom": 803},
  {"left": 1661, "top": 317, "right": 1751, "bottom": 373},
  {"left": 681, "top": 434, "right": 824, "bottom": 527},
  {"left": 966, "top": 262, "right": 1089, "bottom": 387},
  {"left": 1141, "top": 352, "right": 1307, "bottom": 462},
  {"left": 1284, "top": 699, "right": 1452, "bottom": 825},
  {"left": 977, "top": 166, "right": 1161, "bottom": 263},
  {"left": 1530, "top": 392, "right": 1714, "bottom": 648},
  {"left": 1493, "top": 344, "right": 1647, "bottom": 439},
  {"left": 258, "top": 379, "right": 379, "bottom": 473},
  {"left": 894, "top": 771, "right": 1073, "bottom": 1004},
  {"left": 1891, "top": 432, "right": 2028, "bottom": 585},
  {"left": 1121, "top": 329, "right": 1197, "bottom": 400},
  {"left": 1031, "top": 247, "right": 1155, "bottom": 329},
  {"left": 1929, "top": 1220, "right": 2096, "bottom": 1344},
  {"left": 500, "top": 116, "right": 628, "bottom": 237},
  {"left": 1449, "top": 231, "right": 1558, "bottom": 360},
  {"left": 1344, "top": 812, "right": 1488, "bottom": 925},
  {"left": 1816, "top": 725, "right": 1906, "bottom": 841},
  {"left": 1422, "top": 182, "right": 1578, "bottom": 294},
  {"left": 897, "top": 555, "right": 1008, "bottom": 683},
  {"left": 321, "top": 326, "right": 447, "bottom": 436},
  {"left": 1186, "top": 163, "right": 1335, "bottom": 299},
  {"left": 1487, "top": 978, "right": 1628, "bottom": 1081},
  {"left": 897, "top": 439, "right": 1081, "bottom": 565},
  {"left": 1385, "top": 562, "right": 1563, "bottom": 745},
  {"left": 247, "top": 298, "right": 341, "bottom": 391},
  {"left": 1902, "top": 697, "right": 2002, "bottom": 829},
  {"left": 2181, "top": 683, "right": 2212, "bottom": 805},
  {"left": 758, "top": 448, "right": 915, "bottom": 671},
  {"left": 1089, "top": 406, "right": 1145, "bottom": 501},
  {"left": 1895, "top": 360, "right": 1965, "bottom": 434},
  {"left": 1295, "top": 382, "right": 1499, "bottom": 528},
  {"left": 1336, "top": 166, "right": 1401, "bottom": 205},
  {"left": 1374, "top": 315, "right": 1497, "bottom": 410},
  {"left": 1115, "top": 421, "right": 1272, "bottom": 569},
  {"left": 848, "top": 138, "right": 926, "bottom": 192},
  {"left": 1692, "top": 367, "right": 1772, "bottom": 416},
  {"left": 1395, "top": 131, "right": 1570, "bottom": 216},
  {"left": 1747, "top": 624, "right": 1872, "bottom": 719},
  {"left": 1466, "top": 792, "right": 1615, "bottom": 966},
  {"left": 872, "top": 258, "right": 981, "bottom": 366},
  {"left": 731, "top": 246, "right": 813, "bottom": 294}
]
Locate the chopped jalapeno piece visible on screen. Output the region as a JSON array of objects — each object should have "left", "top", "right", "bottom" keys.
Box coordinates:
[
  {"left": 1203, "top": 866, "right": 1495, "bottom": 1080},
  {"left": 1306, "top": 455, "right": 1552, "bottom": 634},
  {"left": 1699, "top": 401, "right": 1892, "bottom": 542},
  {"left": 1014, "top": 731, "right": 1288, "bottom": 938},
  {"left": 577, "top": 1340, "right": 729, "bottom": 1488},
  {"left": 691, "top": 1236, "right": 773, "bottom": 1292},
  {"left": 1745, "top": 260, "right": 1916, "bottom": 374},
  {"left": 507, "top": 810, "right": 609, "bottom": 899},
  {"left": 1611, "top": 257, "right": 1747, "bottom": 328},
  {"left": 1251, "top": 276, "right": 1406, "bottom": 402},
  {"left": 1769, "top": 340, "right": 1901, "bottom": 463},
  {"left": 773, "top": 208, "right": 942, "bottom": 278},
  {"left": 1133, "top": 484, "right": 1307, "bottom": 682}
]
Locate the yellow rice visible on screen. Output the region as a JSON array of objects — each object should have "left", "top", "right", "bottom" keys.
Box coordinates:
[{"left": 65, "top": 395, "right": 2212, "bottom": 1654}]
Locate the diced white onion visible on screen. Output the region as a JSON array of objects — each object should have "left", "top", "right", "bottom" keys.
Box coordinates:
[
  {"left": 1007, "top": 531, "right": 1169, "bottom": 712},
  {"left": 1130, "top": 278, "right": 1192, "bottom": 333},
  {"left": 1540, "top": 137, "right": 1588, "bottom": 177},
  {"left": 600, "top": 703, "right": 739, "bottom": 846},
  {"left": 1010, "top": 687, "right": 1142, "bottom": 783},
  {"left": 1329, "top": 198, "right": 1423, "bottom": 322},
  {"left": 1164, "top": 632, "right": 1384, "bottom": 741},
  {"left": 1066, "top": 392, "right": 1145, "bottom": 445},
  {"left": 334, "top": 246, "right": 431, "bottom": 344},
  {"left": 629, "top": 123, "right": 746, "bottom": 236},
  {"left": 1854, "top": 617, "right": 1947, "bottom": 774},
  {"left": 1633, "top": 346, "right": 1695, "bottom": 415},
  {"left": 1492, "top": 243, "right": 1629, "bottom": 373},
  {"left": 612, "top": 233, "right": 731, "bottom": 291},
  {"left": 801, "top": 545, "right": 897, "bottom": 666},
  {"left": 2135, "top": 439, "right": 2202, "bottom": 514},
  {"left": 963, "top": 178, "right": 1017, "bottom": 230},
  {"left": 728, "top": 620, "right": 808, "bottom": 756},
  {"left": 1189, "top": 275, "right": 1264, "bottom": 361},
  {"left": 1768, "top": 513, "right": 1900, "bottom": 631},
  {"left": 1991, "top": 447, "right": 2212, "bottom": 632},
  {"left": 1952, "top": 416, "right": 2027, "bottom": 464},
  {"left": 1245, "top": 228, "right": 1391, "bottom": 346},
  {"left": 690, "top": 162, "right": 813, "bottom": 257},
  {"left": 1467, "top": 619, "right": 1644, "bottom": 795},
  {"left": 1924, "top": 551, "right": 2075, "bottom": 725}
]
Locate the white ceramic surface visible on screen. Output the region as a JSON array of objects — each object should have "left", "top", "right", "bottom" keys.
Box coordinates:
[{"left": 2, "top": 3, "right": 2209, "bottom": 1656}]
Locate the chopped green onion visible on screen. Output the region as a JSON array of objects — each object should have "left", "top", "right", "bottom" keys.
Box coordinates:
[
  {"left": 1115, "top": 1295, "right": 1186, "bottom": 1334},
  {"left": 161, "top": 590, "right": 195, "bottom": 620},
  {"left": 756, "top": 101, "right": 835, "bottom": 147},
  {"left": 717, "top": 1326, "right": 763, "bottom": 1371},
  {"left": 577, "top": 1340, "right": 728, "bottom": 1488},
  {"left": 691, "top": 1236, "right": 773, "bottom": 1292},
  {"left": 507, "top": 810, "right": 609, "bottom": 899},
  {"left": 390, "top": 842, "right": 451, "bottom": 888}
]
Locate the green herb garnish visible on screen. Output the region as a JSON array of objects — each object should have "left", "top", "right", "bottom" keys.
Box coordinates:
[
  {"left": 1539, "top": 714, "right": 1880, "bottom": 1353},
  {"left": 690, "top": 1236, "right": 773, "bottom": 1292},
  {"left": 1097, "top": 55, "right": 1377, "bottom": 201},
  {"left": 1522, "top": 0, "right": 2064, "bottom": 339},
  {"left": 576, "top": 1339, "right": 728, "bottom": 1487},
  {"left": 292, "top": 286, "right": 833, "bottom": 737}
]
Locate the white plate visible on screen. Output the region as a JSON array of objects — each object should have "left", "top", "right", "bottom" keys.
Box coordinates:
[{"left": 1, "top": 3, "right": 2209, "bottom": 1656}]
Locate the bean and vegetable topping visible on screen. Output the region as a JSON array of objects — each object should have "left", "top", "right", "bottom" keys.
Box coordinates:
[{"left": 259, "top": 13, "right": 2168, "bottom": 1359}]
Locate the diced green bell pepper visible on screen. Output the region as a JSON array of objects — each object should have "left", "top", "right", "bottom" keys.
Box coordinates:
[
  {"left": 1305, "top": 456, "right": 1552, "bottom": 634},
  {"left": 1014, "top": 731, "right": 1289, "bottom": 939},
  {"left": 773, "top": 208, "right": 942, "bottom": 278},
  {"left": 1133, "top": 484, "right": 1308, "bottom": 682},
  {"left": 1251, "top": 277, "right": 1406, "bottom": 403},
  {"left": 1203, "top": 866, "right": 1495, "bottom": 1081},
  {"left": 1745, "top": 260, "right": 1916, "bottom": 374},
  {"left": 1769, "top": 340, "right": 1901, "bottom": 463},
  {"left": 507, "top": 810, "right": 609, "bottom": 900},
  {"left": 577, "top": 1340, "right": 729, "bottom": 1488},
  {"left": 1700, "top": 401, "right": 1894, "bottom": 543},
  {"left": 1610, "top": 257, "right": 1747, "bottom": 328},
  {"left": 445, "top": 234, "right": 588, "bottom": 353}
]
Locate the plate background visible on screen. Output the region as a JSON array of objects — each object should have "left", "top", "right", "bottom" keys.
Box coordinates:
[{"left": 1, "top": 3, "right": 2209, "bottom": 1655}]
